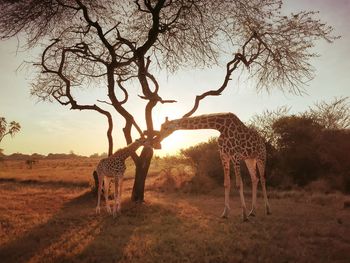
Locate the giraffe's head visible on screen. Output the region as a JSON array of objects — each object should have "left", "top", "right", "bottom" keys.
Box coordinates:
[
  {"left": 148, "top": 117, "right": 181, "bottom": 149},
  {"left": 134, "top": 136, "right": 149, "bottom": 147},
  {"left": 159, "top": 117, "right": 178, "bottom": 139}
]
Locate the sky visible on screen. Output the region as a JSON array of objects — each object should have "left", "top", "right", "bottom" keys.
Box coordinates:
[{"left": 0, "top": 0, "right": 349, "bottom": 157}]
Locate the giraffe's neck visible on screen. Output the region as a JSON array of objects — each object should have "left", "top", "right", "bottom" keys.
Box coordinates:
[
  {"left": 112, "top": 140, "right": 143, "bottom": 160},
  {"left": 169, "top": 113, "right": 238, "bottom": 132},
  {"left": 127, "top": 140, "right": 144, "bottom": 153}
]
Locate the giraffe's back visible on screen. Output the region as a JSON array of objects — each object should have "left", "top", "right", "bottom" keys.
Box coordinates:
[
  {"left": 96, "top": 157, "right": 126, "bottom": 178},
  {"left": 219, "top": 115, "right": 266, "bottom": 162}
]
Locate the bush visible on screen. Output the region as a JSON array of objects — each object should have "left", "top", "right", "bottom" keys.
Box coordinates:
[
  {"left": 180, "top": 137, "right": 253, "bottom": 188},
  {"left": 266, "top": 115, "right": 350, "bottom": 192},
  {"left": 150, "top": 156, "right": 200, "bottom": 193},
  {"left": 272, "top": 115, "right": 324, "bottom": 186},
  {"left": 176, "top": 111, "right": 350, "bottom": 194},
  {"left": 317, "top": 129, "right": 350, "bottom": 193},
  {"left": 181, "top": 138, "right": 223, "bottom": 185}
]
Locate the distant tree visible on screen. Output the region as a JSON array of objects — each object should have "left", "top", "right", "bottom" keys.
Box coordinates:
[
  {"left": 0, "top": 148, "right": 4, "bottom": 162},
  {"left": 0, "top": 117, "right": 21, "bottom": 143},
  {"left": 305, "top": 97, "right": 350, "bottom": 129},
  {"left": 250, "top": 106, "right": 290, "bottom": 148},
  {"left": 0, "top": 0, "right": 337, "bottom": 202},
  {"left": 272, "top": 115, "right": 324, "bottom": 186},
  {"left": 89, "top": 153, "right": 100, "bottom": 158}
]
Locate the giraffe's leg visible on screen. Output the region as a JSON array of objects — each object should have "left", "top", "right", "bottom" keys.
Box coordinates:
[
  {"left": 220, "top": 155, "right": 231, "bottom": 218},
  {"left": 96, "top": 173, "right": 103, "bottom": 214},
  {"left": 112, "top": 176, "right": 120, "bottom": 218},
  {"left": 104, "top": 177, "right": 111, "bottom": 214},
  {"left": 245, "top": 159, "right": 258, "bottom": 217},
  {"left": 234, "top": 163, "right": 248, "bottom": 221},
  {"left": 117, "top": 176, "right": 124, "bottom": 214},
  {"left": 257, "top": 160, "right": 271, "bottom": 215}
]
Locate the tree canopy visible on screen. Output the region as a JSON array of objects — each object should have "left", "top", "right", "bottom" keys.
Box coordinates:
[
  {"left": 0, "top": 117, "right": 21, "bottom": 143},
  {"left": 305, "top": 97, "right": 350, "bottom": 130}
]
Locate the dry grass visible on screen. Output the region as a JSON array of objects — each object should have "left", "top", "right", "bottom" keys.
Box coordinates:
[
  {"left": 0, "top": 158, "right": 350, "bottom": 263},
  {"left": 0, "top": 159, "right": 97, "bottom": 185},
  {"left": 0, "top": 158, "right": 136, "bottom": 186}
]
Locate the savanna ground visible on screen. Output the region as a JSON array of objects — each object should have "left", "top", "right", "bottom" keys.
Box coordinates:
[{"left": 0, "top": 158, "right": 349, "bottom": 263}]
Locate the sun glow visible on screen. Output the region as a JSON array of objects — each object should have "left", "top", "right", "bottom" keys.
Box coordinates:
[
  {"left": 155, "top": 129, "right": 219, "bottom": 157},
  {"left": 158, "top": 131, "right": 187, "bottom": 156},
  {"left": 150, "top": 105, "right": 221, "bottom": 156}
]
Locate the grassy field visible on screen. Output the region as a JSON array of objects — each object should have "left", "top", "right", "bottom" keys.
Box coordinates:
[{"left": 0, "top": 158, "right": 349, "bottom": 263}]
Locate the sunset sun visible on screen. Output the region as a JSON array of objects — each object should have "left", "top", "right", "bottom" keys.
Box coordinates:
[{"left": 158, "top": 131, "right": 186, "bottom": 156}]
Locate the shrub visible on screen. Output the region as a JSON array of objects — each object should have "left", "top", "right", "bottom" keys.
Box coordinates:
[
  {"left": 317, "top": 129, "right": 350, "bottom": 193},
  {"left": 181, "top": 138, "right": 223, "bottom": 185},
  {"left": 272, "top": 115, "right": 324, "bottom": 186},
  {"left": 267, "top": 115, "right": 350, "bottom": 192},
  {"left": 176, "top": 111, "right": 350, "bottom": 194}
]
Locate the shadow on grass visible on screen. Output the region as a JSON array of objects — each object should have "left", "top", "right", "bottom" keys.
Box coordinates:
[
  {"left": 67, "top": 200, "right": 185, "bottom": 262},
  {"left": 0, "top": 191, "right": 95, "bottom": 262},
  {"left": 0, "top": 177, "right": 89, "bottom": 188},
  {"left": 0, "top": 189, "right": 185, "bottom": 263},
  {"left": 2, "top": 183, "right": 349, "bottom": 263}
]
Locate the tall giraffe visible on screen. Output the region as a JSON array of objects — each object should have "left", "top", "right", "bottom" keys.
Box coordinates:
[
  {"left": 159, "top": 113, "right": 271, "bottom": 221},
  {"left": 95, "top": 137, "right": 148, "bottom": 217}
]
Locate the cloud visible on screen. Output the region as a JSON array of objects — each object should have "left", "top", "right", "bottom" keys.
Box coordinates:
[{"left": 37, "top": 119, "right": 73, "bottom": 135}]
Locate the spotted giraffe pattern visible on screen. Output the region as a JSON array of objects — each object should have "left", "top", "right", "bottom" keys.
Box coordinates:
[
  {"left": 160, "top": 113, "right": 271, "bottom": 221},
  {"left": 95, "top": 138, "right": 147, "bottom": 217}
]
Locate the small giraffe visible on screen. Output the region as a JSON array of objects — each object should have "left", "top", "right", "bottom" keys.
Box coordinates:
[
  {"left": 159, "top": 113, "right": 271, "bottom": 221},
  {"left": 95, "top": 137, "right": 148, "bottom": 217}
]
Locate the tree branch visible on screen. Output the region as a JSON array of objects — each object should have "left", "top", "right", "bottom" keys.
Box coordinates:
[
  {"left": 97, "top": 99, "right": 113, "bottom": 106},
  {"left": 183, "top": 54, "right": 241, "bottom": 118}
]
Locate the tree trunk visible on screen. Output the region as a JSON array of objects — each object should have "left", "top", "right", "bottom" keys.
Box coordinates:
[
  {"left": 106, "top": 114, "right": 113, "bottom": 157},
  {"left": 131, "top": 146, "right": 153, "bottom": 202}
]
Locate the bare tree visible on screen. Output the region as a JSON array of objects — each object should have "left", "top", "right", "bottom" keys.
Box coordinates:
[
  {"left": 0, "top": 0, "right": 337, "bottom": 202},
  {"left": 249, "top": 106, "right": 290, "bottom": 148},
  {"left": 0, "top": 117, "right": 21, "bottom": 143},
  {"left": 305, "top": 97, "right": 350, "bottom": 130}
]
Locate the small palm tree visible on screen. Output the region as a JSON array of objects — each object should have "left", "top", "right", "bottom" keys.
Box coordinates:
[{"left": 0, "top": 117, "right": 21, "bottom": 143}]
